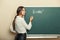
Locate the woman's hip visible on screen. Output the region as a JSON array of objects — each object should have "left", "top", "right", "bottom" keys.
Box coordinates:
[{"left": 15, "top": 33, "right": 26, "bottom": 40}]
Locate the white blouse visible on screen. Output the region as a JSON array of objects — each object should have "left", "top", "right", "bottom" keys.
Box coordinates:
[{"left": 15, "top": 16, "right": 32, "bottom": 33}]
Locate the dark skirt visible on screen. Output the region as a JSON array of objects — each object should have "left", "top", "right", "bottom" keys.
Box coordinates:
[{"left": 15, "top": 33, "right": 26, "bottom": 40}]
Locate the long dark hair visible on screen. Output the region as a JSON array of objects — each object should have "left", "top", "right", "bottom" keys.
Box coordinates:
[{"left": 12, "top": 6, "right": 24, "bottom": 30}]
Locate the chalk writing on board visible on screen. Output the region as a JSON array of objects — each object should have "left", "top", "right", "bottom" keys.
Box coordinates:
[{"left": 32, "top": 9, "right": 44, "bottom": 14}]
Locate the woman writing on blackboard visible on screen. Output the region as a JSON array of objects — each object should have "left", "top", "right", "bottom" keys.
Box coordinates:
[{"left": 13, "top": 6, "right": 33, "bottom": 40}]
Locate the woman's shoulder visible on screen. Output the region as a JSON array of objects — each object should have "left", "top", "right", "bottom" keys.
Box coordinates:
[{"left": 16, "top": 16, "right": 23, "bottom": 20}]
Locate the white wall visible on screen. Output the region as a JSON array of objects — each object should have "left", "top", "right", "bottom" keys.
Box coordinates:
[{"left": 0, "top": 0, "right": 60, "bottom": 40}]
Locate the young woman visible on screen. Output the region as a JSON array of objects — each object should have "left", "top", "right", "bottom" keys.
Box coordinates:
[{"left": 12, "top": 6, "right": 33, "bottom": 40}]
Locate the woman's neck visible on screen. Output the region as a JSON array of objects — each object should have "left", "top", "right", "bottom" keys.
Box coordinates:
[{"left": 19, "top": 15, "right": 24, "bottom": 18}]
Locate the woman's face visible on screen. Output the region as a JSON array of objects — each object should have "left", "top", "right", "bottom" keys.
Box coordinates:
[{"left": 21, "top": 8, "right": 26, "bottom": 16}]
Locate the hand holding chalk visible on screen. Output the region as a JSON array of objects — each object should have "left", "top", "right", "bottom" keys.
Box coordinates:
[{"left": 30, "top": 16, "right": 33, "bottom": 22}]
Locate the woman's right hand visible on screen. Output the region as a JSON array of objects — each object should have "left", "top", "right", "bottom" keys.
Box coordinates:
[{"left": 30, "top": 16, "right": 33, "bottom": 22}]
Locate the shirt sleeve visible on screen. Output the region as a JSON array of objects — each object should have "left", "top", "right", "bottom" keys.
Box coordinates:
[{"left": 22, "top": 19, "right": 32, "bottom": 30}]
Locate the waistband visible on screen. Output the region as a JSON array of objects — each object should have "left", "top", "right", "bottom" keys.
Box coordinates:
[{"left": 17, "top": 33, "right": 26, "bottom": 35}]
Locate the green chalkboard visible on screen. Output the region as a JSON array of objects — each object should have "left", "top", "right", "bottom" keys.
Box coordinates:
[{"left": 25, "top": 7, "right": 60, "bottom": 34}]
